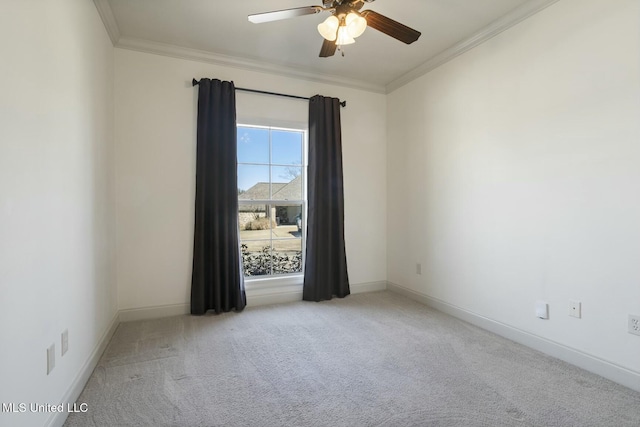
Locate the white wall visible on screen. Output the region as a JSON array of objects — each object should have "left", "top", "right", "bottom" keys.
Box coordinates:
[
  {"left": 0, "top": 1, "right": 116, "bottom": 426},
  {"left": 387, "top": 0, "right": 640, "bottom": 377},
  {"left": 114, "top": 49, "right": 387, "bottom": 312}
]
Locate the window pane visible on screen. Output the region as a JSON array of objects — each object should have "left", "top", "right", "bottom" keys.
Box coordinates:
[
  {"left": 273, "top": 239, "right": 302, "bottom": 275},
  {"left": 238, "top": 165, "right": 269, "bottom": 198},
  {"left": 240, "top": 241, "right": 272, "bottom": 276},
  {"left": 237, "top": 126, "right": 305, "bottom": 279},
  {"left": 239, "top": 210, "right": 274, "bottom": 233},
  {"left": 271, "top": 130, "right": 302, "bottom": 165},
  {"left": 272, "top": 205, "right": 302, "bottom": 235},
  {"left": 237, "top": 127, "right": 269, "bottom": 164},
  {"left": 271, "top": 166, "right": 302, "bottom": 200},
  {"left": 240, "top": 241, "right": 271, "bottom": 277}
]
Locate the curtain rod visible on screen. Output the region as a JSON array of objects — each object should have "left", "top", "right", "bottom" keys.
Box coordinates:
[{"left": 191, "top": 79, "right": 346, "bottom": 107}]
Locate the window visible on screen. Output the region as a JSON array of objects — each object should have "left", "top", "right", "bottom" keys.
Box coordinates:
[{"left": 237, "top": 125, "right": 306, "bottom": 277}]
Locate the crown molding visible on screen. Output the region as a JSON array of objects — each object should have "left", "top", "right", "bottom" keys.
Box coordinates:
[
  {"left": 386, "top": 0, "right": 561, "bottom": 94},
  {"left": 93, "top": 0, "right": 120, "bottom": 45},
  {"left": 116, "top": 37, "right": 387, "bottom": 94}
]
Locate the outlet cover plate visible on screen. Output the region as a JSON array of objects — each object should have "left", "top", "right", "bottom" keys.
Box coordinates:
[
  {"left": 535, "top": 301, "right": 549, "bottom": 319},
  {"left": 569, "top": 300, "right": 581, "bottom": 318},
  {"left": 629, "top": 315, "right": 640, "bottom": 336},
  {"left": 47, "top": 344, "right": 55, "bottom": 375},
  {"left": 61, "top": 329, "right": 69, "bottom": 356}
]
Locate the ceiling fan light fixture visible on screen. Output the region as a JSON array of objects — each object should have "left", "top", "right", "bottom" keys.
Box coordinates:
[
  {"left": 346, "top": 12, "right": 367, "bottom": 38},
  {"left": 336, "top": 25, "right": 356, "bottom": 46},
  {"left": 317, "top": 15, "right": 339, "bottom": 41},
  {"left": 248, "top": 2, "right": 422, "bottom": 58}
]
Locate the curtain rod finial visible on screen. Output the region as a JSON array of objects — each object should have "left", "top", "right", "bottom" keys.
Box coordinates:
[
  {"left": 340, "top": 101, "right": 346, "bottom": 108},
  {"left": 192, "top": 78, "right": 199, "bottom": 86}
]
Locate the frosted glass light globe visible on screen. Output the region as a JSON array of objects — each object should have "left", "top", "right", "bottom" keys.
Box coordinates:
[
  {"left": 346, "top": 12, "right": 367, "bottom": 38},
  {"left": 317, "top": 15, "right": 339, "bottom": 41},
  {"left": 336, "top": 26, "right": 356, "bottom": 45}
]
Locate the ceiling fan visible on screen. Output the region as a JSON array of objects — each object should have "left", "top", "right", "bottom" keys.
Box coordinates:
[{"left": 248, "top": 0, "right": 421, "bottom": 57}]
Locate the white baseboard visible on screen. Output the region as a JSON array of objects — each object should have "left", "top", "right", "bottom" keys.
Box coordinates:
[
  {"left": 387, "top": 282, "right": 640, "bottom": 392},
  {"left": 351, "top": 280, "right": 387, "bottom": 294},
  {"left": 247, "top": 285, "right": 303, "bottom": 307},
  {"left": 246, "top": 280, "right": 387, "bottom": 307},
  {"left": 46, "top": 310, "right": 120, "bottom": 427},
  {"left": 116, "top": 280, "right": 387, "bottom": 320},
  {"left": 119, "top": 303, "right": 190, "bottom": 322}
]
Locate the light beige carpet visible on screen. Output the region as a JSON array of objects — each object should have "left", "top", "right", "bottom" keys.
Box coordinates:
[{"left": 65, "top": 291, "right": 640, "bottom": 426}]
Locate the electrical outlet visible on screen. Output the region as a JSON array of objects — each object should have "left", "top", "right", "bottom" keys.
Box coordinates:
[
  {"left": 569, "top": 300, "right": 581, "bottom": 318},
  {"left": 629, "top": 315, "right": 640, "bottom": 336},
  {"left": 61, "top": 329, "right": 69, "bottom": 356},
  {"left": 416, "top": 263, "right": 422, "bottom": 275},
  {"left": 47, "top": 344, "right": 55, "bottom": 375},
  {"left": 535, "top": 301, "right": 549, "bottom": 319}
]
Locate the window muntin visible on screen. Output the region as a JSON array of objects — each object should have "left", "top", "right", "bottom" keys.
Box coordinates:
[{"left": 237, "top": 125, "right": 305, "bottom": 277}]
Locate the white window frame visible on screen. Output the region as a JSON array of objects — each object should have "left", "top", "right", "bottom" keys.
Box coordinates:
[{"left": 237, "top": 123, "right": 308, "bottom": 285}]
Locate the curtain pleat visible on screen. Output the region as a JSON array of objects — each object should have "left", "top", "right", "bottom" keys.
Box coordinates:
[
  {"left": 303, "top": 95, "right": 350, "bottom": 302},
  {"left": 191, "top": 78, "right": 246, "bottom": 314}
]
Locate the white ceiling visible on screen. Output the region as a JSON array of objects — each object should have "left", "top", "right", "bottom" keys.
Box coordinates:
[{"left": 99, "top": 0, "right": 558, "bottom": 92}]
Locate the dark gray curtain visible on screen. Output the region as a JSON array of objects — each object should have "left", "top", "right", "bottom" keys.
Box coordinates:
[
  {"left": 303, "top": 95, "right": 350, "bottom": 302},
  {"left": 191, "top": 78, "right": 246, "bottom": 315}
]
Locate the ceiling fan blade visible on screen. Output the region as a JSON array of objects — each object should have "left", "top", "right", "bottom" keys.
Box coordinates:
[
  {"left": 361, "top": 10, "right": 421, "bottom": 44},
  {"left": 248, "top": 6, "right": 324, "bottom": 24},
  {"left": 319, "top": 39, "right": 337, "bottom": 57}
]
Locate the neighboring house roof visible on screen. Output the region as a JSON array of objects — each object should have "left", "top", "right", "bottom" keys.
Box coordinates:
[
  {"left": 239, "top": 175, "right": 302, "bottom": 211},
  {"left": 272, "top": 175, "right": 302, "bottom": 201},
  {"left": 239, "top": 182, "right": 286, "bottom": 201}
]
